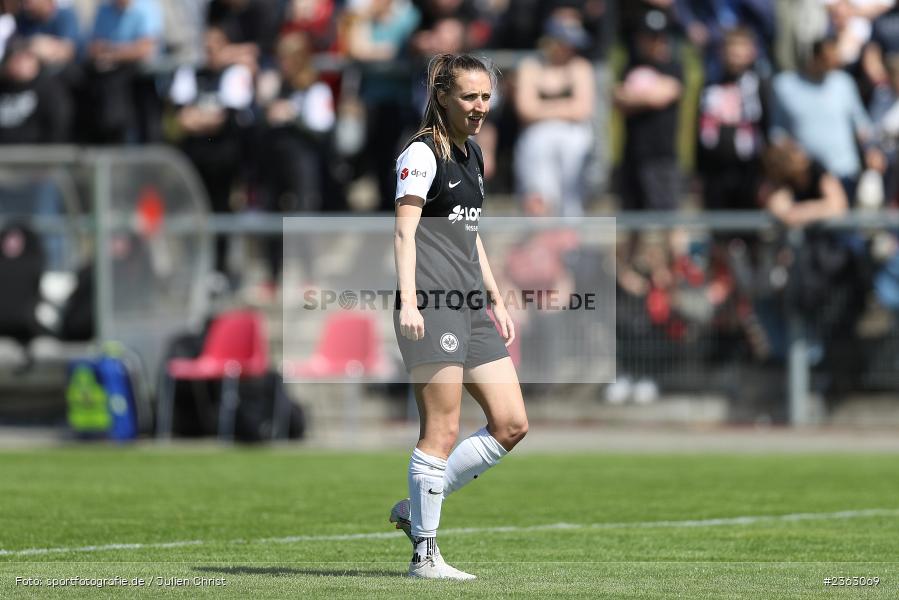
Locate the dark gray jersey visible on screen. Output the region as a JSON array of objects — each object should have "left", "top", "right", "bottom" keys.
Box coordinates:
[{"left": 395, "top": 134, "right": 487, "bottom": 305}]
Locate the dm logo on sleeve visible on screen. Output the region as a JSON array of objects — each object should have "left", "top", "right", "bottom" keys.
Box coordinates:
[{"left": 440, "top": 333, "right": 459, "bottom": 353}]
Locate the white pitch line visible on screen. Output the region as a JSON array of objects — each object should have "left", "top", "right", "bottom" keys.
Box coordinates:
[{"left": 1, "top": 509, "right": 896, "bottom": 558}]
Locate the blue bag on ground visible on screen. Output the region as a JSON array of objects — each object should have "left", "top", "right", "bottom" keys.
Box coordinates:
[{"left": 66, "top": 347, "right": 141, "bottom": 441}]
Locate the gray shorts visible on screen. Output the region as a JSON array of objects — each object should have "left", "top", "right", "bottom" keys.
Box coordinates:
[{"left": 393, "top": 306, "right": 509, "bottom": 372}]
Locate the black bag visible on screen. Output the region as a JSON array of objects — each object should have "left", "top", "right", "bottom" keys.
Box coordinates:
[
  {"left": 234, "top": 372, "right": 306, "bottom": 442},
  {"left": 161, "top": 328, "right": 306, "bottom": 441}
]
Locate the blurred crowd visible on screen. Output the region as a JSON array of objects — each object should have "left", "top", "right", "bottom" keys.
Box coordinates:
[
  {"left": 3, "top": 2, "right": 899, "bottom": 220},
  {"left": 4, "top": 0, "right": 899, "bottom": 402}
]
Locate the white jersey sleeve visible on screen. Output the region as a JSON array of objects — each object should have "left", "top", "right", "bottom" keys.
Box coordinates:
[{"left": 395, "top": 142, "right": 437, "bottom": 203}]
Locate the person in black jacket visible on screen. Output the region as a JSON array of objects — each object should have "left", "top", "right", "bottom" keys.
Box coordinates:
[
  {"left": 697, "top": 27, "right": 769, "bottom": 211},
  {"left": 170, "top": 25, "right": 254, "bottom": 277},
  {"left": 0, "top": 37, "right": 71, "bottom": 143},
  {"left": 614, "top": 9, "right": 683, "bottom": 211}
]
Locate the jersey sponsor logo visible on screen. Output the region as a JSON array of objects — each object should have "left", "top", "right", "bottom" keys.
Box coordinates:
[
  {"left": 448, "top": 205, "right": 481, "bottom": 224},
  {"left": 440, "top": 333, "right": 459, "bottom": 353},
  {"left": 449, "top": 206, "right": 464, "bottom": 222},
  {"left": 399, "top": 168, "right": 427, "bottom": 181},
  {"left": 449, "top": 179, "right": 462, "bottom": 188}
]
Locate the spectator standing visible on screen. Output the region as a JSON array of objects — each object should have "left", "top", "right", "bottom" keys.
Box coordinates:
[
  {"left": 860, "top": 3, "right": 899, "bottom": 100},
  {"left": 15, "top": 0, "right": 80, "bottom": 73},
  {"left": 280, "top": 0, "right": 338, "bottom": 52},
  {"left": 0, "top": 37, "right": 71, "bottom": 142},
  {"left": 0, "top": 1, "right": 17, "bottom": 62},
  {"left": 513, "top": 16, "right": 594, "bottom": 217},
  {"left": 0, "top": 37, "right": 72, "bottom": 268},
  {"left": 485, "top": 0, "right": 541, "bottom": 50},
  {"left": 206, "top": 0, "right": 281, "bottom": 70},
  {"left": 825, "top": 0, "right": 892, "bottom": 65},
  {"left": 619, "top": 0, "right": 682, "bottom": 62},
  {"left": 259, "top": 32, "right": 334, "bottom": 288},
  {"left": 577, "top": 0, "right": 616, "bottom": 197},
  {"left": 697, "top": 27, "right": 769, "bottom": 210},
  {"left": 170, "top": 25, "right": 254, "bottom": 279},
  {"left": 676, "top": 0, "right": 776, "bottom": 81},
  {"left": 411, "top": 0, "right": 490, "bottom": 49},
  {"left": 771, "top": 36, "right": 884, "bottom": 199},
  {"left": 826, "top": 0, "right": 894, "bottom": 104},
  {"left": 345, "top": 0, "right": 420, "bottom": 211},
  {"left": 81, "top": 0, "right": 162, "bottom": 143},
  {"left": 870, "top": 54, "right": 899, "bottom": 204},
  {"left": 158, "top": 0, "right": 209, "bottom": 67},
  {"left": 774, "top": 0, "right": 828, "bottom": 72},
  {"left": 614, "top": 9, "right": 684, "bottom": 211}
]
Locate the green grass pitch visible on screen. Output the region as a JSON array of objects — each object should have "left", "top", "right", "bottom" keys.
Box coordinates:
[{"left": 1, "top": 447, "right": 897, "bottom": 598}]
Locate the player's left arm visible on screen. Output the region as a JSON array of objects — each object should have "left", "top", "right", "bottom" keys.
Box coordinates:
[{"left": 476, "top": 233, "right": 515, "bottom": 346}]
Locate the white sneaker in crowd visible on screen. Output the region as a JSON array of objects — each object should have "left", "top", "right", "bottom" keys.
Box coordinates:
[
  {"left": 632, "top": 378, "right": 659, "bottom": 404},
  {"left": 604, "top": 377, "right": 632, "bottom": 404}
]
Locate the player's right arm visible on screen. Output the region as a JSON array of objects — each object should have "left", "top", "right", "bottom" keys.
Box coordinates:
[
  {"left": 396, "top": 197, "right": 425, "bottom": 341},
  {"left": 394, "top": 141, "right": 437, "bottom": 341}
]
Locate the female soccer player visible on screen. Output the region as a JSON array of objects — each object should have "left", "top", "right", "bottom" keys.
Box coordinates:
[{"left": 389, "top": 54, "right": 529, "bottom": 580}]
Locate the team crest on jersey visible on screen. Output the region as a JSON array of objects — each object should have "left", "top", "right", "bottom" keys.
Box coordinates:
[
  {"left": 478, "top": 174, "right": 484, "bottom": 197},
  {"left": 440, "top": 333, "right": 459, "bottom": 353}
]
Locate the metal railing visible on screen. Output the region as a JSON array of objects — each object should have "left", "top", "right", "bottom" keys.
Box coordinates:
[
  {"left": 3, "top": 145, "right": 898, "bottom": 424},
  {"left": 0, "top": 145, "right": 211, "bottom": 380}
]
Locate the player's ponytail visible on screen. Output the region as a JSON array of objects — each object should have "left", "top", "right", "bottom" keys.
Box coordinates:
[{"left": 407, "top": 54, "right": 498, "bottom": 162}]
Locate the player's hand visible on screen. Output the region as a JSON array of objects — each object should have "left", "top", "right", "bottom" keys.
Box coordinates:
[
  {"left": 493, "top": 303, "right": 515, "bottom": 347},
  {"left": 399, "top": 305, "right": 425, "bottom": 341}
]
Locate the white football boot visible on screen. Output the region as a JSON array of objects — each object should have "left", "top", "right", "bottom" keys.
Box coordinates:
[
  {"left": 391, "top": 499, "right": 476, "bottom": 580},
  {"left": 408, "top": 547, "right": 476, "bottom": 580}
]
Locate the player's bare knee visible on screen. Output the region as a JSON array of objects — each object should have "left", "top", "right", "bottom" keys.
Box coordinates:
[
  {"left": 494, "top": 417, "right": 528, "bottom": 449},
  {"left": 508, "top": 418, "right": 528, "bottom": 444}
]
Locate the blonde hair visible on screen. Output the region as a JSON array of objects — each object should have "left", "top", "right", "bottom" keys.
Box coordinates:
[{"left": 406, "top": 53, "right": 498, "bottom": 161}]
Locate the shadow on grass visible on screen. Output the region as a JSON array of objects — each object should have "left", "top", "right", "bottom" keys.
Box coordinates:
[{"left": 193, "top": 565, "right": 404, "bottom": 578}]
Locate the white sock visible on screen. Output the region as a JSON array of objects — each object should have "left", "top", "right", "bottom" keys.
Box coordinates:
[
  {"left": 443, "top": 427, "right": 508, "bottom": 497},
  {"left": 408, "top": 448, "right": 446, "bottom": 542},
  {"left": 412, "top": 536, "right": 437, "bottom": 563}
]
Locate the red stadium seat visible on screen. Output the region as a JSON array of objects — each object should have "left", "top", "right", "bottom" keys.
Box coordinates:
[
  {"left": 288, "top": 311, "right": 390, "bottom": 379},
  {"left": 167, "top": 310, "right": 269, "bottom": 381},
  {"left": 285, "top": 311, "right": 392, "bottom": 443},
  {"left": 156, "top": 310, "right": 280, "bottom": 441}
]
